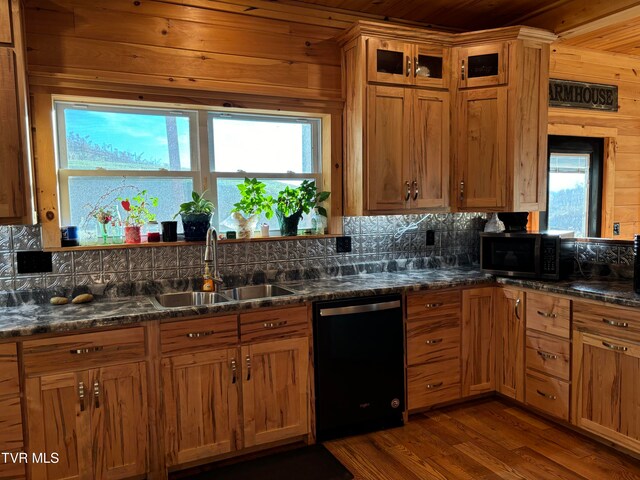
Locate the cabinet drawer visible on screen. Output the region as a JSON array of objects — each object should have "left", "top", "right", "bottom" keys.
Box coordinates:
[
  {"left": 407, "top": 290, "right": 461, "bottom": 320},
  {"left": 0, "top": 343, "right": 19, "bottom": 397},
  {"left": 23, "top": 328, "right": 145, "bottom": 376},
  {"left": 525, "top": 371, "right": 569, "bottom": 421},
  {"left": 525, "top": 331, "right": 570, "bottom": 381},
  {"left": 161, "top": 315, "right": 238, "bottom": 356},
  {"left": 240, "top": 305, "right": 308, "bottom": 343},
  {"left": 407, "top": 321, "right": 460, "bottom": 366},
  {"left": 573, "top": 300, "right": 640, "bottom": 343},
  {"left": 526, "top": 292, "right": 570, "bottom": 339},
  {"left": 408, "top": 360, "right": 460, "bottom": 410},
  {"left": 0, "top": 396, "right": 23, "bottom": 452}
]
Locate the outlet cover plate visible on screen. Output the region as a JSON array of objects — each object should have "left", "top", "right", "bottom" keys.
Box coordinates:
[{"left": 336, "top": 236, "right": 352, "bottom": 253}]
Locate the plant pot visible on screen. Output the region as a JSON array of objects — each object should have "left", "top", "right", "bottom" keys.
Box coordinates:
[
  {"left": 232, "top": 212, "right": 259, "bottom": 239},
  {"left": 124, "top": 225, "right": 142, "bottom": 244},
  {"left": 181, "top": 213, "right": 211, "bottom": 242},
  {"left": 276, "top": 210, "right": 303, "bottom": 237}
]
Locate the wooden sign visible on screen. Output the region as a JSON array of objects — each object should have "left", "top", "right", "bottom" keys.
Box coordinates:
[{"left": 549, "top": 79, "right": 618, "bottom": 112}]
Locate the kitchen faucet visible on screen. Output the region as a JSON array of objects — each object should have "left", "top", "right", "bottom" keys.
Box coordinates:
[{"left": 204, "top": 227, "right": 223, "bottom": 291}]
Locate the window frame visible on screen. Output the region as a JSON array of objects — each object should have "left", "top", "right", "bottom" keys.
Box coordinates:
[
  {"left": 540, "top": 135, "right": 604, "bottom": 237},
  {"left": 207, "top": 111, "right": 323, "bottom": 230},
  {"left": 52, "top": 98, "right": 326, "bottom": 236}
]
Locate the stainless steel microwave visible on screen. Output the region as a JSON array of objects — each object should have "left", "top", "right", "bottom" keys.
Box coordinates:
[{"left": 480, "top": 232, "right": 575, "bottom": 280}]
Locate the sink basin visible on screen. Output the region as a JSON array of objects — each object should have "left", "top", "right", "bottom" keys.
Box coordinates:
[
  {"left": 150, "top": 292, "right": 229, "bottom": 309},
  {"left": 220, "top": 284, "right": 296, "bottom": 301}
]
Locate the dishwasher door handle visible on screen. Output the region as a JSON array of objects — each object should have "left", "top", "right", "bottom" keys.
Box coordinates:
[{"left": 319, "top": 300, "right": 401, "bottom": 317}]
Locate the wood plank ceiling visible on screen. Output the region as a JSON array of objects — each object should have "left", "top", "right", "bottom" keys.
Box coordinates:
[{"left": 286, "top": 0, "right": 640, "bottom": 35}]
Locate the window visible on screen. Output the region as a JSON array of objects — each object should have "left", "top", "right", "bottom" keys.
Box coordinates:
[
  {"left": 540, "top": 136, "right": 603, "bottom": 237},
  {"left": 54, "top": 101, "right": 323, "bottom": 240},
  {"left": 209, "top": 113, "right": 321, "bottom": 231}
]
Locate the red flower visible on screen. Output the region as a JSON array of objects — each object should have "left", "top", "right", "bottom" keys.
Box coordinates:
[{"left": 121, "top": 200, "right": 131, "bottom": 212}]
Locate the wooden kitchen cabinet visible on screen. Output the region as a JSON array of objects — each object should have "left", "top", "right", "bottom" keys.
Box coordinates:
[
  {"left": 453, "top": 35, "right": 553, "bottom": 212},
  {"left": 0, "top": 343, "right": 24, "bottom": 480},
  {"left": 455, "top": 43, "right": 508, "bottom": 89},
  {"left": 496, "top": 287, "right": 525, "bottom": 401},
  {"left": 406, "top": 290, "right": 461, "bottom": 410},
  {"left": 461, "top": 287, "right": 495, "bottom": 396},
  {"left": 241, "top": 336, "right": 309, "bottom": 448},
  {"left": 162, "top": 348, "right": 240, "bottom": 467},
  {"left": 26, "top": 363, "right": 149, "bottom": 480},
  {"left": 0, "top": 0, "right": 33, "bottom": 224},
  {"left": 573, "top": 331, "right": 640, "bottom": 454},
  {"left": 360, "top": 85, "right": 450, "bottom": 213}
]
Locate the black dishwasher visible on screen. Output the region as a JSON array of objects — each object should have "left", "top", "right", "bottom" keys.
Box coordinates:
[{"left": 313, "top": 294, "right": 404, "bottom": 441}]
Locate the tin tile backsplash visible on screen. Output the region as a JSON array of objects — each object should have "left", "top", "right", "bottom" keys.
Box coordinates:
[{"left": 0, "top": 214, "right": 491, "bottom": 292}]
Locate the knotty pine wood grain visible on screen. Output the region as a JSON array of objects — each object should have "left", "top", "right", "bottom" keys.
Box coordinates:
[{"left": 326, "top": 399, "right": 640, "bottom": 480}]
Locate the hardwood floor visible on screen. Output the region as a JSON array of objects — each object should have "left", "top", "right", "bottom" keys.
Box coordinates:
[{"left": 325, "top": 399, "right": 640, "bottom": 480}]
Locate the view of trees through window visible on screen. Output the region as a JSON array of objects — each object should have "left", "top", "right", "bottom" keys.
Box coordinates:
[
  {"left": 55, "top": 102, "right": 322, "bottom": 240},
  {"left": 547, "top": 153, "right": 590, "bottom": 237}
]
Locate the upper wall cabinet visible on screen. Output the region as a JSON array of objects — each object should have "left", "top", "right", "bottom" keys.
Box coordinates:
[
  {"left": 367, "top": 38, "right": 448, "bottom": 89},
  {"left": 339, "top": 22, "right": 556, "bottom": 216},
  {"left": 452, "top": 33, "right": 555, "bottom": 212},
  {"left": 0, "top": 0, "right": 34, "bottom": 225}
]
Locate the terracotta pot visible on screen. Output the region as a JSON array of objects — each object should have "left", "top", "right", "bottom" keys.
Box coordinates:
[{"left": 124, "top": 225, "right": 142, "bottom": 244}]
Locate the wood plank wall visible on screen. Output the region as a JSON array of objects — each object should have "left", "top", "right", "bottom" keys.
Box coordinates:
[{"left": 549, "top": 44, "right": 640, "bottom": 239}]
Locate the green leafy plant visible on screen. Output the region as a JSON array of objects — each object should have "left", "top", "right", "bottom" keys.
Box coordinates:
[
  {"left": 231, "top": 178, "right": 274, "bottom": 219},
  {"left": 276, "top": 180, "right": 330, "bottom": 217},
  {"left": 119, "top": 190, "right": 159, "bottom": 226},
  {"left": 175, "top": 190, "right": 215, "bottom": 217}
]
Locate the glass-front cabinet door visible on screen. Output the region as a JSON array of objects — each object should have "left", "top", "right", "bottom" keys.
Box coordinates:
[
  {"left": 414, "top": 46, "right": 448, "bottom": 88},
  {"left": 367, "top": 38, "right": 414, "bottom": 85},
  {"left": 457, "top": 43, "right": 508, "bottom": 89}
]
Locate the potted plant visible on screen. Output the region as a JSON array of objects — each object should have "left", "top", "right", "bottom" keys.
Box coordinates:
[
  {"left": 230, "top": 178, "right": 274, "bottom": 238},
  {"left": 119, "top": 190, "right": 159, "bottom": 243},
  {"left": 176, "top": 190, "right": 215, "bottom": 241},
  {"left": 275, "top": 180, "right": 330, "bottom": 236}
]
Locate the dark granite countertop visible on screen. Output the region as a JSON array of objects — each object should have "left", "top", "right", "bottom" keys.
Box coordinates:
[
  {"left": 497, "top": 276, "right": 640, "bottom": 308},
  {"left": 2, "top": 268, "right": 639, "bottom": 340},
  {"left": 0, "top": 268, "right": 493, "bottom": 339}
]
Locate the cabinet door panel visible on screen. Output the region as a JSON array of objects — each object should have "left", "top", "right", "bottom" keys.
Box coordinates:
[
  {"left": 0, "top": 0, "right": 11, "bottom": 45},
  {"left": 26, "top": 372, "right": 91, "bottom": 480},
  {"left": 414, "top": 45, "right": 448, "bottom": 89},
  {"left": 367, "top": 85, "right": 410, "bottom": 212},
  {"left": 496, "top": 288, "right": 524, "bottom": 401},
  {"left": 461, "top": 288, "right": 495, "bottom": 396},
  {"left": 456, "top": 87, "right": 507, "bottom": 210},
  {"left": 575, "top": 332, "right": 640, "bottom": 452},
  {"left": 242, "top": 337, "right": 309, "bottom": 448},
  {"left": 91, "top": 363, "right": 148, "bottom": 480},
  {"left": 0, "top": 48, "right": 24, "bottom": 219},
  {"left": 457, "top": 43, "right": 508, "bottom": 89},
  {"left": 412, "top": 89, "right": 449, "bottom": 209},
  {"left": 162, "top": 349, "right": 239, "bottom": 467},
  {"left": 367, "top": 38, "right": 413, "bottom": 85}
]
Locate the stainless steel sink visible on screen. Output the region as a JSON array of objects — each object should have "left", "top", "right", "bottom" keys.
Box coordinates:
[
  {"left": 220, "top": 284, "right": 296, "bottom": 301},
  {"left": 150, "top": 292, "right": 229, "bottom": 309}
]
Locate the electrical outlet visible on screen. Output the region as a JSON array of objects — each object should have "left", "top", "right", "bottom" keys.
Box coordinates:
[
  {"left": 426, "top": 230, "right": 435, "bottom": 246},
  {"left": 613, "top": 223, "right": 620, "bottom": 236},
  {"left": 336, "top": 236, "right": 352, "bottom": 253},
  {"left": 16, "top": 251, "right": 52, "bottom": 274}
]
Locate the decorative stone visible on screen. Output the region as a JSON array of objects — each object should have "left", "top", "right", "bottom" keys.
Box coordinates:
[{"left": 50, "top": 297, "right": 69, "bottom": 305}]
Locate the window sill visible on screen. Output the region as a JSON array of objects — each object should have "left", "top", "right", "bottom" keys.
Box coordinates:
[{"left": 43, "top": 234, "right": 341, "bottom": 252}]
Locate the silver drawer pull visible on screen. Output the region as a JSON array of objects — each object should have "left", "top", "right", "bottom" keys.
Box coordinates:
[
  {"left": 537, "top": 350, "right": 558, "bottom": 360},
  {"left": 426, "top": 382, "right": 443, "bottom": 389},
  {"left": 602, "top": 318, "right": 628, "bottom": 328},
  {"left": 425, "top": 303, "right": 443, "bottom": 308},
  {"left": 230, "top": 358, "right": 237, "bottom": 384},
  {"left": 425, "top": 338, "right": 443, "bottom": 345},
  {"left": 93, "top": 380, "right": 100, "bottom": 409},
  {"left": 536, "top": 389, "right": 557, "bottom": 400},
  {"left": 263, "top": 321, "right": 287, "bottom": 329},
  {"left": 70, "top": 346, "right": 104, "bottom": 355},
  {"left": 537, "top": 310, "right": 557, "bottom": 318},
  {"left": 602, "top": 341, "right": 628, "bottom": 352},
  {"left": 78, "top": 382, "right": 85, "bottom": 412},
  {"left": 186, "top": 331, "right": 214, "bottom": 338}
]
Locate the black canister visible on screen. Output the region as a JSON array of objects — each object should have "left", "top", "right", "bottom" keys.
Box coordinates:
[{"left": 635, "top": 234, "right": 640, "bottom": 293}]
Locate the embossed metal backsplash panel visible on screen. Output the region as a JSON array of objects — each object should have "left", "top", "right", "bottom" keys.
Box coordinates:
[{"left": 0, "top": 214, "right": 488, "bottom": 292}]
